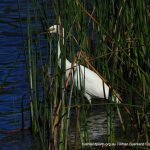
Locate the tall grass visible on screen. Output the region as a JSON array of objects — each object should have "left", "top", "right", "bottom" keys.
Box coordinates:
[{"left": 23, "top": 0, "right": 150, "bottom": 149}]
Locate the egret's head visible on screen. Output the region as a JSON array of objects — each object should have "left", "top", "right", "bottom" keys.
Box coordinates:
[
  {"left": 47, "top": 25, "right": 64, "bottom": 43},
  {"left": 48, "top": 25, "right": 61, "bottom": 34}
]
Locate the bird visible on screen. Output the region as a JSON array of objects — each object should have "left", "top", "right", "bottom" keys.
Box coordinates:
[{"left": 47, "top": 25, "right": 120, "bottom": 104}]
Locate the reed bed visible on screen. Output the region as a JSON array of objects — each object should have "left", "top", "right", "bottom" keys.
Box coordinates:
[{"left": 22, "top": 0, "right": 150, "bottom": 149}]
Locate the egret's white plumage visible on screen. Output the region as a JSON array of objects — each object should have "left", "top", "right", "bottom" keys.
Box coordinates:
[{"left": 48, "top": 25, "right": 117, "bottom": 103}]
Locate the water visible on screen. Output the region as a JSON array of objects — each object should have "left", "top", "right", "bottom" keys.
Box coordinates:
[
  {"left": 0, "top": 0, "right": 121, "bottom": 149},
  {"left": 0, "top": 0, "right": 30, "bottom": 138},
  {"left": 0, "top": 130, "right": 41, "bottom": 150}
]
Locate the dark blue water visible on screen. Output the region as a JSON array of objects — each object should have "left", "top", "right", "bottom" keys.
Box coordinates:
[
  {"left": 0, "top": 1, "right": 40, "bottom": 149},
  {"left": 0, "top": 0, "right": 31, "bottom": 139},
  {"left": 0, "top": 130, "right": 41, "bottom": 150}
]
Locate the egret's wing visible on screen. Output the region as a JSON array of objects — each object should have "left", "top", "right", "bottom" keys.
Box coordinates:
[{"left": 80, "top": 65, "right": 109, "bottom": 99}]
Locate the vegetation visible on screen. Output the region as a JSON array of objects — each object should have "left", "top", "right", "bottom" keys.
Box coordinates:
[{"left": 22, "top": 0, "right": 150, "bottom": 149}]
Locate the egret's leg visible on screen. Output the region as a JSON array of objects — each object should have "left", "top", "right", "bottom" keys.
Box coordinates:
[{"left": 84, "top": 93, "right": 91, "bottom": 104}]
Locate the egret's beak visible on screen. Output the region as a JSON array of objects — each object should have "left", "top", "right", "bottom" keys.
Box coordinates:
[
  {"left": 40, "top": 26, "right": 55, "bottom": 35},
  {"left": 40, "top": 31, "right": 49, "bottom": 34}
]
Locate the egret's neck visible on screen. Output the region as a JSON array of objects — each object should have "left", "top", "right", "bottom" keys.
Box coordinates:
[
  {"left": 57, "top": 36, "right": 71, "bottom": 71},
  {"left": 57, "top": 39, "right": 61, "bottom": 60},
  {"left": 57, "top": 28, "right": 64, "bottom": 60}
]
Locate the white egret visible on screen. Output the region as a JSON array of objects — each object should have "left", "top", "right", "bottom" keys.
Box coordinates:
[{"left": 48, "top": 25, "right": 120, "bottom": 103}]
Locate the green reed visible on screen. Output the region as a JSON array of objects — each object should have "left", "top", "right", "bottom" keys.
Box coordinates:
[{"left": 23, "top": 0, "right": 150, "bottom": 149}]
